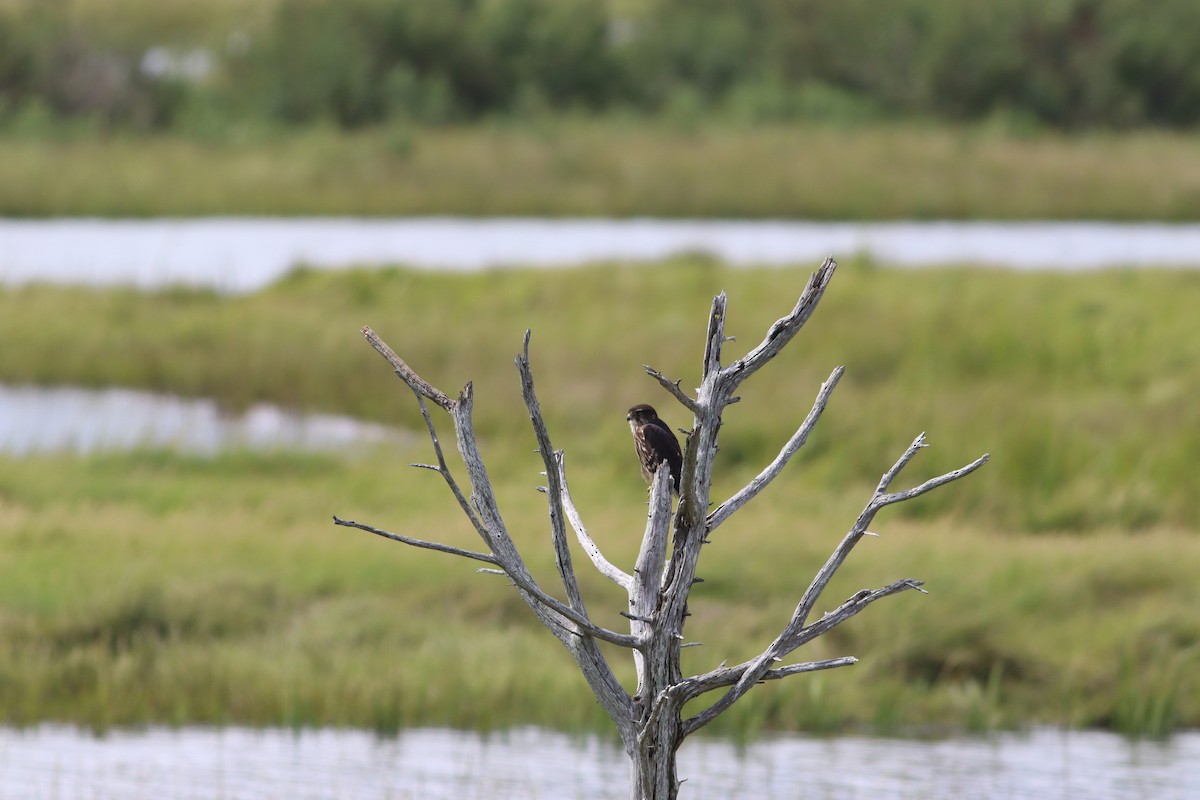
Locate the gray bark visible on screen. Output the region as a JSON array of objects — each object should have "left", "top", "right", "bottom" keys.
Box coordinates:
[{"left": 335, "top": 257, "right": 988, "bottom": 799}]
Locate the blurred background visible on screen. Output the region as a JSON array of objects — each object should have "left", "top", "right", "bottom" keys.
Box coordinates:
[
  {"left": 1, "top": 1, "right": 1199, "bottom": 798},
  {"left": 6, "top": 0, "right": 1200, "bottom": 142}
]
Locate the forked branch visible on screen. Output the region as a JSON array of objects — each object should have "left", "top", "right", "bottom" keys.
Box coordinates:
[
  {"left": 795, "top": 435, "right": 989, "bottom": 632},
  {"left": 720, "top": 256, "right": 836, "bottom": 391},
  {"left": 706, "top": 365, "right": 844, "bottom": 535},
  {"left": 643, "top": 365, "right": 700, "bottom": 415},
  {"left": 680, "top": 436, "right": 988, "bottom": 736},
  {"left": 332, "top": 515, "right": 499, "bottom": 565},
  {"left": 554, "top": 450, "right": 632, "bottom": 590}
]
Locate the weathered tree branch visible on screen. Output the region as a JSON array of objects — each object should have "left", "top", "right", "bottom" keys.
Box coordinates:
[
  {"left": 681, "top": 580, "right": 923, "bottom": 736},
  {"left": 407, "top": 387, "right": 488, "bottom": 541},
  {"left": 873, "top": 435, "right": 991, "bottom": 510},
  {"left": 332, "top": 516, "right": 500, "bottom": 565},
  {"left": 633, "top": 465, "right": 673, "bottom": 612},
  {"left": 706, "top": 365, "right": 844, "bottom": 535},
  {"left": 346, "top": 329, "right": 643, "bottom": 655},
  {"left": 700, "top": 292, "right": 728, "bottom": 381},
  {"left": 517, "top": 330, "right": 590, "bottom": 615},
  {"left": 644, "top": 366, "right": 700, "bottom": 415},
  {"left": 362, "top": 325, "right": 454, "bottom": 411},
  {"left": 680, "top": 437, "right": 987, "bottom": 737},
  {"left": 630, "top": 464, "right": 674, "bottom": 698},
  {"left": 678, "top": 655, "right": 859, "bottom": 702},
  {"left": 794, "top": 437, "right": 989, "bottom": 632},
  {"left": 340, "top": 499, "right": 637, "bottom": 647},
  {"left": 554, "top": 450, "right": 632, "bottom": 590},
  {"left": 720, "top": 257, "right": 836, "bottom": 391}
]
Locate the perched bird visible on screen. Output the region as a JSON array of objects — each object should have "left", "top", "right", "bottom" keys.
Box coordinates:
[{"left": 626, "top": 403, "right": 683, "bottom": 495}]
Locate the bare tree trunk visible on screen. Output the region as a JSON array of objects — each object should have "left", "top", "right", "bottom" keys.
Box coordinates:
[{"left": 335, "top": 257, "right": 988, "bottom": 799}]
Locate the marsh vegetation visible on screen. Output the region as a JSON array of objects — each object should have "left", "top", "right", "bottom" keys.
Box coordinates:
[{"left": 1, "top": 261, "right": 1196, "bottom": 737}]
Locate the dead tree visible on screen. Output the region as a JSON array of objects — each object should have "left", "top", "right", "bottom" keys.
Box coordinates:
[{"left": 335, "top": 258, "right": 988, "bottom": 799}]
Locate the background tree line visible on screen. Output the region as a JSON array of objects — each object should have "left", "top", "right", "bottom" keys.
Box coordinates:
[{"left": 2, "top": 0, "right": 1199, "bottom": 132}]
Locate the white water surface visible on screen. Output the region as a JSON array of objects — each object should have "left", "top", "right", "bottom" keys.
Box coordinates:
[
  {"left": 0, "top": 384, "right": 406, "bottom": 455},
  {"left": 0, "top": 725, "right": 1196, "bottom": 800},
  {"left": 3, "top": 218, "right": 1200, "bottom": 293}
]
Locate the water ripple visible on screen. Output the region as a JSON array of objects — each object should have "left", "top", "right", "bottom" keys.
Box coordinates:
[{"left": 0, "top": 725, "right": 1196, "bottom": 800}]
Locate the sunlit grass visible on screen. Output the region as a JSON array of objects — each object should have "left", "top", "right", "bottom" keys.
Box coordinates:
[
  {"left": 1, "top": 261, "right": 1198, "bottom": 736},
  {"left": 1, "top": 449, "right": 1197, "bottom": 735},
  {"left": 3, "top": 260, "right": 1200, "bottom": 532},
  {"left": 2, "top": 120, "right": 1200, "bottom": 218}
]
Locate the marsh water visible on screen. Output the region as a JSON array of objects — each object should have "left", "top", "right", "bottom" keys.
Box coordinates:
[
  {"left": 0, "top": 384, "right": 406, "bottom": 456},
  {"left": 1, "top": 724, "right": 1196, "bottom": 800},
  {"left": 3, "top": 218, "right": 1200, "bottom": 293}
]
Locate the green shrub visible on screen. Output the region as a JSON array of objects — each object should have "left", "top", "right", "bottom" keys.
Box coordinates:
[{"left": 5, "top": 0, "right": 1200, "bottom": 131}]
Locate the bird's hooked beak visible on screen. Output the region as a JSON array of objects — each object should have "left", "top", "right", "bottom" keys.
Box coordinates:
[{"left": 625, "top": 413, "right": 632, "bottom": 421}]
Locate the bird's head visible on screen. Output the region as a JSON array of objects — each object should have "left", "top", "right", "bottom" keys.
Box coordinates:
[{"left": 626, "top": 403, "right": 659, "bottom": 424}]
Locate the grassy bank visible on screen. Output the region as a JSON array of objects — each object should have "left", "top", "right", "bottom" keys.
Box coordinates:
[
  {"left": 1, "top": 450, "right": 1196, "bottom": 737},
  {"left": 1, "top": 260, "right": 1198, "bottom": 736},
  {"left": 2, "top": 121, "right": 1200, "bottom": 219}
]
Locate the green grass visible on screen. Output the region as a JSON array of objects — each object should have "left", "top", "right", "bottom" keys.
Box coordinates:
[
  {"left": 2, "top": 120, "right": 1200, "bottom": 218},
  {"left": 1, "top": 260, "right": 1198, "bottom": 736},
  {"left": 4, "top": 260, "right": 1200, "bottom": 533}
]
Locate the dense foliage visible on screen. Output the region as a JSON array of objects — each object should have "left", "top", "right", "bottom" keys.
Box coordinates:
[{"left": 3, "top": 0, "right": 1200, "bottom": 132}]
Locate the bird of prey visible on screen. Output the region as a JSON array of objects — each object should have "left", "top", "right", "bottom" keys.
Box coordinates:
[{"left": 626, "top": 403, "right": 683, "bottom": 495}]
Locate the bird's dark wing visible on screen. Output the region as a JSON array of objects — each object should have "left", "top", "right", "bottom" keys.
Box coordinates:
[{"left": 642, "top": 419, "right": 683, "bottom": 492}]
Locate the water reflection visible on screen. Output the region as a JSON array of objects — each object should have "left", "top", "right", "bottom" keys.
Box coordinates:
[
  {"left": 0, "top": 384, "right": 406, "bottom": 455},
  {"left": 3, "top": 218, "right": 1200, "bottom": 294},
  {"left": 0, "top": 725, "right": 1195, "bottom": 800}
]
